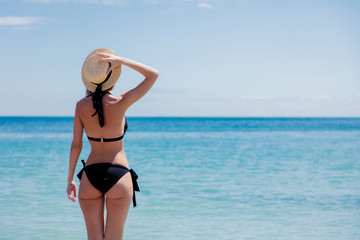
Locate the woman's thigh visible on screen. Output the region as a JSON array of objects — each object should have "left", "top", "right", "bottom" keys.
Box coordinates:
[
  {"left": 104, "top": 172, "right": 133, "bottom": 240},
  {"left": 79, "top": 172, "right": 105, "bottom": 240}
]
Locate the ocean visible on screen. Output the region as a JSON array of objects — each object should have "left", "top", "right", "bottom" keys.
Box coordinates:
[{"left": 0, "top": 117, "right": 359, "bottom": 240}]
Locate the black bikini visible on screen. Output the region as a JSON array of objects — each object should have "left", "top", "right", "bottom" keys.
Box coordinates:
[
  {"left": 87, "top": 118, "right": 128, "bottom": 142},
  {"left": 77, "top": 65, "right": 140, "bottom": 207},
  {"left": 77, "top": 160, "right": 140, "bottom": 207}
]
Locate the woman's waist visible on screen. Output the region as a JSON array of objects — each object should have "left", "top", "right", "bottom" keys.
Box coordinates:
[{"left": 86, "top": 150, "right": 129, "bottom": 167}]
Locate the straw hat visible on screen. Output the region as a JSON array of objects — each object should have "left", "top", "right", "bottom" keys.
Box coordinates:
[{"left": 82, "top": 48, "right": 122, "bottom": 92}]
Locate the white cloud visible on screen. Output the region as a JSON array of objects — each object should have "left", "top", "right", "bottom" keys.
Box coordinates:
[
  {"left": 197, "top": 3, "right": 212, "bottom": 8},
  {"left": 24, "top": 0, "right": 128, "bottom": 3},
  {"left": 299, "top": 95, "right": 334, "bottom": 101},
  {"left": 0, "top": 16, "right": 43, "bottom": 26},
  {"left": 77, "top": 0, "right": 129, "bottom": 4},
  {"left": 24, "top": 0, "right": 69, "bottom": 3},
  {"left": 23, "top": 0, "right": 216, "bottom": 6}
]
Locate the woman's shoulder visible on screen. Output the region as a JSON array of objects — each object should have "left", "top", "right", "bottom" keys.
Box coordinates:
[
  {"left": 105, "top": 93, "right": 126, "bottom": 105},
  {"left": 75, "top": 97, "right": 92, "bottom": 113},
  {"left": 74, "top": 93, "right": 126, "bottom": 114},
  {"left": 77, "top": 96, "right": 91, "bottom": 106},
  {"left": 113, "top": 93, "right": 125, "bottom": 102}
]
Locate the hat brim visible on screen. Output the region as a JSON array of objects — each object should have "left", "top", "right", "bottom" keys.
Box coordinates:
[{"left": 82, "top": 48, "right": 122, "bottom": 92}]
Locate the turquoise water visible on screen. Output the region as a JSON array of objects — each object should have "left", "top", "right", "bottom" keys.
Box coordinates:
[{"left": 0, "top": 117, "right": 359, "bottom": 239}]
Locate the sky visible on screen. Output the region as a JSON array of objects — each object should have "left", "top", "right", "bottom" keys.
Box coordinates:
[{"left": 0, "top": 0, "right": 359, "bottom": 117}]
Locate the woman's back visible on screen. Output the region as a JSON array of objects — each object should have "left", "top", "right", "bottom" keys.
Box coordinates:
[{"left": 77, "top": 94, "right": 129, "bottom": 166}]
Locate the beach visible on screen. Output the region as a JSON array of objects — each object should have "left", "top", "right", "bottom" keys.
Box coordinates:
[{"left": 0, "top": 117, "right": 359, "bottom": 239}]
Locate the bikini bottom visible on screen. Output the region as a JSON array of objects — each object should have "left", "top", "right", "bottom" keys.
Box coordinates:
[{"left": 77, "top": 160, "right": 140, "bottom": 207}]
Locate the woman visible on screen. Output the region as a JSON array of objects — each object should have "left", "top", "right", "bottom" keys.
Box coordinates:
[{"left": 66, "top": 48, "right": 159, "bottom": 240}]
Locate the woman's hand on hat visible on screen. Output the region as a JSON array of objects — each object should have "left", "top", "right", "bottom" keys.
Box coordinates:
[{"left": 97, "top": 52, "right": 123, "bottom": 74}]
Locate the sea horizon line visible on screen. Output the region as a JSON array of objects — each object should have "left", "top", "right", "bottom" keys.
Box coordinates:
[{"left": 0, "top": 115, "right": 359, "bottom": 119}]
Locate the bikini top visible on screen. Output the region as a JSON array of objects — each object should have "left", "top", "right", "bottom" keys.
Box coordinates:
[{"left": 87, "top": 118, "right": 128, "bottom": 142}]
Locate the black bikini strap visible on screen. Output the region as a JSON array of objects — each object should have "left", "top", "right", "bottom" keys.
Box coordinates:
[
  {"left": 86, "top": 117, "right": 128, "bottom": 142},
  {"left": 76, "top": 160, "right": 86, "bottom": 180},
  {"left": 129, "top": 169, "right": 140, "bottom": 207},
  {"left": 87, "top": 135, "right": 125, "bottom": 142}
]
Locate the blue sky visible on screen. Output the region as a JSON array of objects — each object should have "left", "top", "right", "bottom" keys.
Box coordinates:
[{"left": 1, "top": 0, "right": 359, "bottom": 117}]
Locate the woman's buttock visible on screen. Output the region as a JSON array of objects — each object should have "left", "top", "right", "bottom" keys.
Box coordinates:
[{"left": 78, "top": 161, "right": 133, "bottom": 200}]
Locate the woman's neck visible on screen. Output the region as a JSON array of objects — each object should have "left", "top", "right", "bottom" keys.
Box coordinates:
[{"left": 86, "top": 89, "right": 112, "bottom": 97}]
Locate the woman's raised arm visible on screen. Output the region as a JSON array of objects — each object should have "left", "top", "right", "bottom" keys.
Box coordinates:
[{"left": 97, "top": 53, "right": 159, "bottom": 109}]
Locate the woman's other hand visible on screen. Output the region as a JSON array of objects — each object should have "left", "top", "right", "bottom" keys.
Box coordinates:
[{"left": 67, "top": 181, "right": 77, "bottom": 202}]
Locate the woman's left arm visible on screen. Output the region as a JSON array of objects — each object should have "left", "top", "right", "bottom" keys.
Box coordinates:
[{"left": 66, "top": 102, "right": 83, "bottom": 202}]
